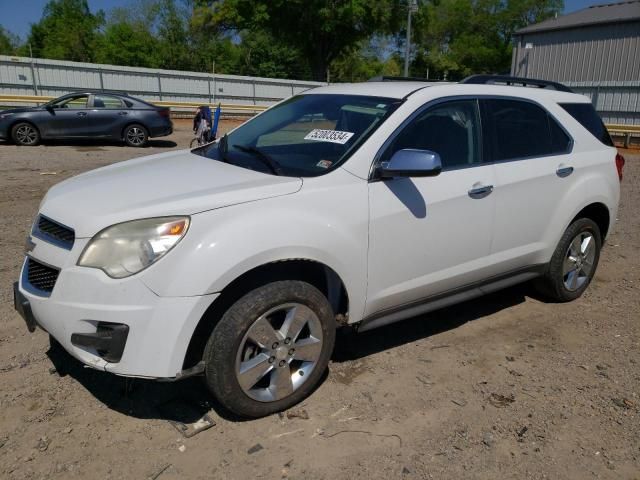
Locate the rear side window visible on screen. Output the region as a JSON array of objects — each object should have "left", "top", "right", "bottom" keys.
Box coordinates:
[
  {"left": 559, "top": 103, "right": 613, "bottom": 146},
  {"left": 481, "top": 99, "right": 572, "bottom": 162}
]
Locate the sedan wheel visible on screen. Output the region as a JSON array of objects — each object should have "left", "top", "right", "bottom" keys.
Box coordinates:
[
  {"left": 12, "top": 123, "right": 40, "bottom": 146},
  {"left": 124, "top": 125, "right": 148, "bottom": 147}
]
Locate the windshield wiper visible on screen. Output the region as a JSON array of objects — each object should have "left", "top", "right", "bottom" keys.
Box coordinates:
[{"left": 232, "top": 144, "right": 283, "bottom": 176}]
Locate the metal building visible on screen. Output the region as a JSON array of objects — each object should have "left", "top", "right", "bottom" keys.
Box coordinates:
[{"left": 511, "top": 0, "right": 640, "bottom": 127}]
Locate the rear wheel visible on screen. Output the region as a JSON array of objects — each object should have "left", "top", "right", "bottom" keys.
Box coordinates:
[
  {"left": 11, "top": 122, "right": 40, "bottom": 146},
  {"left": 123, "top": 124, "right": 148, "bottom": 147},
  {"left": 535, "top": 218, "right": 601, "bottom": 302},
  {"left": 203, "top": 281, "right": 336, "bottom": 418}
]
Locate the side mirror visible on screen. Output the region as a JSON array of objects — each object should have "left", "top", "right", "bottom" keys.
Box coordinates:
[
  {"left": 379, "top": 149, "right": 442, "bottom": 179},
  {"left": 45, "top": 105, "right": 54, "bottom": 112}
]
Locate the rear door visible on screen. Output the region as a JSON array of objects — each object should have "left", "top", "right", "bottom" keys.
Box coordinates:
[
  {"left": 481, "top": 98, "right": 574, "bottom": 272},
  {"left": 87, "top": 94, "right": 129, "bottom": 137},
  {"left": 366, "top": 98, "right": 497, "bottom": 315}
]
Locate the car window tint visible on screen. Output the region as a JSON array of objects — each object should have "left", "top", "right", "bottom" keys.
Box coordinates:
[
  {"left": 93, "top": 95, "right": 124, "bottom": 109},
  {"left": 382, "top": 100, "right": 481, "bottom": 169},
  {"left": 560, "top": 103, "right": 613, "bottom": 146},
  {"left": 481, "top": 99, "right": 572, "bottom": 160},
  {"left": 482, "top": 99, "right": 555, "bottom": 161},
  {"left": 59, "top": 96, "right": 88, "bottom": 109}
]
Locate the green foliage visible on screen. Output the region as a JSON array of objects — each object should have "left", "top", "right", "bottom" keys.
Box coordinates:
[
  {"left": 0, "top": 0, "right": 564, "bottom": 82},
  {"left": 200, "top": 0, "right": 404, "bottom": 81},
  {"left": 0, "top": 26, "right": 19, "bottom": 55},
  {"left": 95, "top": 21, "right": 161, "bottom": 67},
  {"left": 410, "top": 0, "right": 563, "bottom": 80},
  {"left": 26, "top": 0, "right": 104, "bottom": 62},
  {"left": 331, "top": 38, "right": 402, "bottom": 83}
]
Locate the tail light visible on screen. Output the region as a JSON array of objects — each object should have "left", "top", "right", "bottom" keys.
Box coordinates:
[
  {"left": 615, "top": 153, "right": 625, "bottom": 182},
  {"left": 157, "top": 109, "right": 170, "bottom": 119}
]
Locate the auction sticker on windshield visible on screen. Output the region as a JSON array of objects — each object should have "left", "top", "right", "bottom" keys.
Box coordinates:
[{"left": 304, "top": 129, "right": 354, "bottom": 144}]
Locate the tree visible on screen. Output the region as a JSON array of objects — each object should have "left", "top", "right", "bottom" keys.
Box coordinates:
[
  {"left": 26, "top": 0, "right": 104, "bottom": 62},
  {"left": 95, "top": 21, "right": 161, "bottom": 67},
  {"left": 330, "top": 37, "right": 402, "bottom": 83},
  {"left": 195, "top": 0, "right": 404, "bottom": 81},
  {"left": 409, "top": 0, "right": 563, "bottom": 80},
  {"left": 0, "top": 26, "right": 20, "bottom": 55}
]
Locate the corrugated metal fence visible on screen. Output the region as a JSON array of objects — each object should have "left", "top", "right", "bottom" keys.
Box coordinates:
[
  {"left": 511, "top": 22, "right": 640, "bottom": 126},
  {"left": 566, "top": 82, "right": 640, "bottom": 126},
  {"left": 0, "top": 55, "right": 324, "bottom": 108}
]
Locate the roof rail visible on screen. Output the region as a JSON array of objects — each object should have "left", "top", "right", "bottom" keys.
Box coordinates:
[
  {"left": 460, "top": 75, "right": 574, "bottom": 93},
  {"left": 368, "top": 75, "right": 434, "bottom": 82}
]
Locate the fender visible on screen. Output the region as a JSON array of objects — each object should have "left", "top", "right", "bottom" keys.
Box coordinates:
[
  {"left": 141, "top": 168, "right": 370, "bottom": 322},
  {"left": 541, "top": 148, "right": 619, "bottom": 262}
]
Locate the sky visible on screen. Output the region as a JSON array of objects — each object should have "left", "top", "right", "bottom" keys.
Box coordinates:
[{"left": 0, "top": 0, "right": 614, "bottom": 39}]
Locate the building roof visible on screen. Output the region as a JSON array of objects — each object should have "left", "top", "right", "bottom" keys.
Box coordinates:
[{"left": 515, "top": 0, "right": 640, "bottom": 35}]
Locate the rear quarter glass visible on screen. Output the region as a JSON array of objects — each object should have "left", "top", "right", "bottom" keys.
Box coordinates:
[{"left": 559, "top": 103, "right": 613, "bottom": 147}]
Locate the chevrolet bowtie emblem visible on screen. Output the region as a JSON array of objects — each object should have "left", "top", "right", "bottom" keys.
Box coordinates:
[{"left": 25, "top": 236, "right": 36, "bottom": 254}]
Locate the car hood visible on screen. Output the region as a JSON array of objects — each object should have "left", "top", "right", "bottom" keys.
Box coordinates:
[{"left": 39, "top": 150, "right": 303, "bottom": 238}]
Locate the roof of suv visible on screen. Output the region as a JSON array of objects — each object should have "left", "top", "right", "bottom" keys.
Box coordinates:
[{"left": 306, "top": 81, "right": 590, "bottom": 104}]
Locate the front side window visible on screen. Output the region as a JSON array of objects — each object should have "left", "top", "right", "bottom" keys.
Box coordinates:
[
  {"left": 196, "top": 94, "right": 401, "bottom": 177},
  {"left": 381, "top": 99, "right": 482, "bottom": 169},
  {"left": 481, "top": 99, "right": 572, "bottom": 161},
  {"left": 93, "top": 95, "right": 124, "bottom": 109},
  {"left": 50, "top": 95, "right": 89, "bottom": 109}
]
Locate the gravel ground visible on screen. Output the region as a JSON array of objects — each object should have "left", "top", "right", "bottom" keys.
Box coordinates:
[{"left": 0, "top": 121, "right": 638, "bottom": 479}]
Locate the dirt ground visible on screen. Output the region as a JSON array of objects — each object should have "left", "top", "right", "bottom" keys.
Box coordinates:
[{"left": 0, "top": 120, "right": 638, "bottom": 480}]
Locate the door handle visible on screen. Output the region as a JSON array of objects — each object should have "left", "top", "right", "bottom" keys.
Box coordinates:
[
  {"left": 76, "top": 111, "right": 87, "bottom": 117},
  {"left": 468, "top": 185, "right": 494, "bottom": 199},
  {"left": 118, "top": 111, "right": 128, "bottom": 116},
  {"left": 556, "top": 166, "right": 574, "bottom": 178}
]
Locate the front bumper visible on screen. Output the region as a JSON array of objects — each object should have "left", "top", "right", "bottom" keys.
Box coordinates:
[{"left": 16, "top": 245, "right": 218, "bottom": 378}]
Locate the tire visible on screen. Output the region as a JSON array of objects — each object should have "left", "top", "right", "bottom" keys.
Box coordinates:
[
  {"left": 534, "top": 218, "right": 601, "bottom": 302},
  {"left": 123, "top": 124, "right": 148, "bottom": 147},
  {"left": 11, "top": 122, "right": 40, "bottom": 146},
  {"left": 204, "top": 280, "right": 336, "bottom": 418}
]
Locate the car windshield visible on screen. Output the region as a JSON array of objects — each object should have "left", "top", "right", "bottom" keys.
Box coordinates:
[{"left": 194, "top": 94, "right": 402, "bottom": 177}]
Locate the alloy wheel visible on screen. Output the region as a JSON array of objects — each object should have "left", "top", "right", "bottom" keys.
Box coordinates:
[
  {"left": 235, "top": 303, "right": 323, "bottom": 402},
  {"left": 15, "top": 125, "right": 37, "bottom": 145},
  {"left": 126, "top": 127, "right": 145, "bottom": 145},
  {"left": 562, "top": 231, "right": 596, "bottom": 291}
]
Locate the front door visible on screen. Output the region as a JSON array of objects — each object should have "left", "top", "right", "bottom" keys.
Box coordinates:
[
  {"left": 366, "top": 99, "right": 496, "bottom": 317},
  {"left": 43, "top": 94, "right": 91, "bottom": 137}
]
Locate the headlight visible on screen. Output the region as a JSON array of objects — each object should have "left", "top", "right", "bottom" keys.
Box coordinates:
[
  {"left": 0, "top": 112, "right": 14, "bottom": 120},
  {"left": 78, "top": 217, "right": 189, "bottom": 278}
]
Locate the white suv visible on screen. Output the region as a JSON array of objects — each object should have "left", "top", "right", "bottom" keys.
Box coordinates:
[{"left": 14, "top": 76, "right": 624, "bottom": 417}]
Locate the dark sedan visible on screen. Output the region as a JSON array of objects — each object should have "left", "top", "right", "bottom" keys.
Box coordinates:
[{"left": 0, "top": 92, "right": 172, "bottom": 147}]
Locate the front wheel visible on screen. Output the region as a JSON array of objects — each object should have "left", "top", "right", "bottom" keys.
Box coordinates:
[
  {"left": 123, "top": 124, "right": 148, "bottom": 147},
  {"left": 535, "top": 218, "right": 601, "bottom": 302},
  {"left": 11, "top": 122, "right": 40, "bottom": 146},
  {"left": 203, "top": 281, "right": 336, "bottom": 418}
]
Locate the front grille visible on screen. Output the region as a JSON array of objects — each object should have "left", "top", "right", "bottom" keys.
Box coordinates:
[
  {"left": 34, "top": 215, "right": 75, "bottom": 249},
  {"left": 26, "top": 258, "right": 59, "bottom": 293}
]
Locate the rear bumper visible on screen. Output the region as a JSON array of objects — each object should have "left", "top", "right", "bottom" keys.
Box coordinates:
[{"left": 149, "top": 122, "right": 173, "bottom": 138}]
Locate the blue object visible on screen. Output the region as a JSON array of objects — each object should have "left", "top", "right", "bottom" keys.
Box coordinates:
[{"left": 211, "top": 103, "right": 221, "bottom": 140}]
